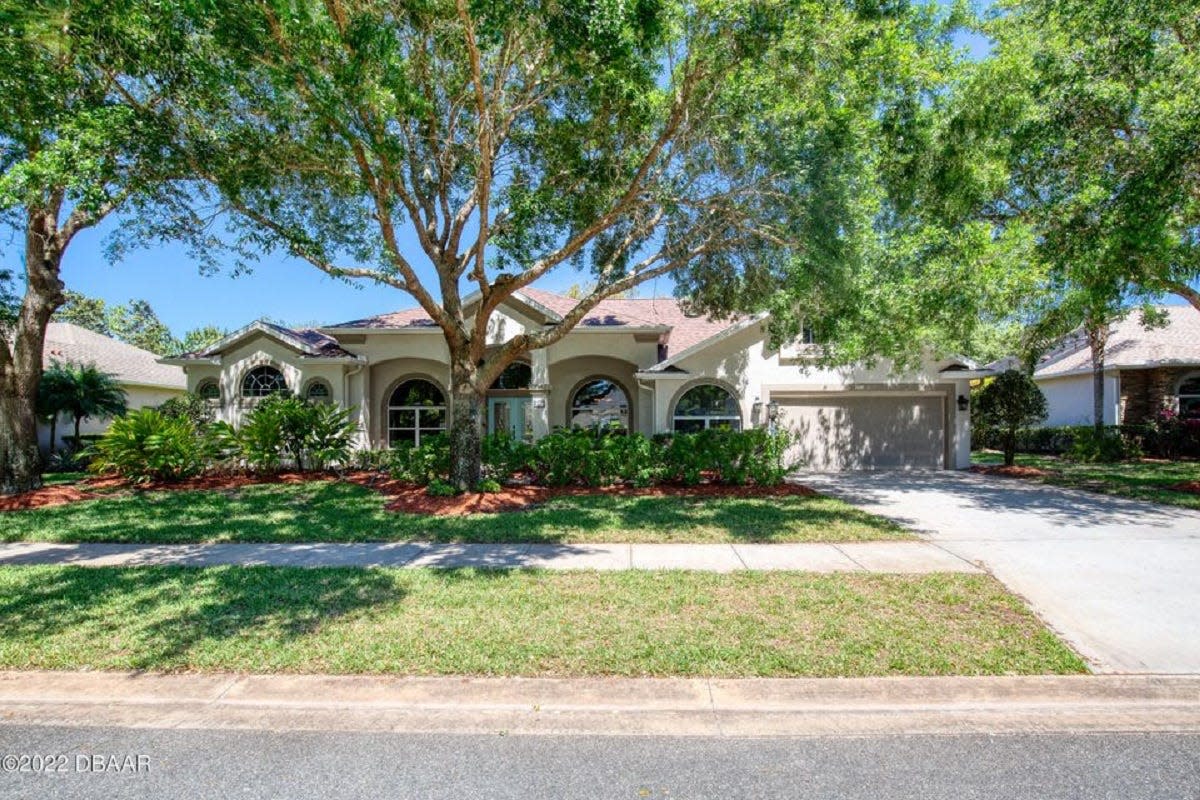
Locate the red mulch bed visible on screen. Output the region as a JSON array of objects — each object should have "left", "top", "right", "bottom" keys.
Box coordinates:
[
  {"left": 969, "top": 464, "right": 1053, "bottom": 479},
  {"left": 343, "top": 473, "right": 818, "bottom": 516},
  {"left": 1169, "top": 480, "right": 1200, "bottom": 495},
  {"left": 1, "top": 470, "right": 818, "bottom": 517}
]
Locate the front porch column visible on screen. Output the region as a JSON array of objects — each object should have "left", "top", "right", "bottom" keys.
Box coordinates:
[{"left": 530, "top": 347, "right": 551, "bottom": 439}]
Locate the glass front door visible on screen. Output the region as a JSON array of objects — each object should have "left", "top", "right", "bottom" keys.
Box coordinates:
[{"left": 488, "top": 397, "right": 533, "bottom": 441}]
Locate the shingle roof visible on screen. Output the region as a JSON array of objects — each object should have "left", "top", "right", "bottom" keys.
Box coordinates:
[
  {"left": 1035, "top": 306, "right": 1200, "bottom": 379},
  {"left": 326, "top": 288, "right": 738, "bottom": 355},
  {"left": 172, "top": 320, "right": 359, "bottom": 360},
  {"left": 43, "top": 323, "right": 186, "bottom": 389}
]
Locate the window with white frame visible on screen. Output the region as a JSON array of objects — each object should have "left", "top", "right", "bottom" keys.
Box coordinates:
[
  {"left": 241, "top": 365, "right": 287, "bottom": 398},
  {"left": 196, "top": 378, "right": 220, "bottom": 401},
  {"left": 387, "top": 379, "right": 446, "bottom": 447},
  {"left": 570, "top": 379, "right": 629, "bottom": 432},
  {"left": 672, "top": 384, "right": 742, "bottom": 433},
  {"left": 305, "top": 379, "right": 332, "bottom": 404},
  {"left": 1178, "top": 375, "right": 1200, "bottom": 420}
]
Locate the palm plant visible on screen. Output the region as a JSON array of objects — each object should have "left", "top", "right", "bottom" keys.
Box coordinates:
[
  {"left": 53, "top": 362, "right": 128, "bottom": 448},
  {"left": 36, "top": 361, "right": 75, "bottom": 454}
]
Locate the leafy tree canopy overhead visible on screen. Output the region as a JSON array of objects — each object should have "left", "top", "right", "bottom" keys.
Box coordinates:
[{"left": 54, "top": 291, "right": 226, "bottom": 356}]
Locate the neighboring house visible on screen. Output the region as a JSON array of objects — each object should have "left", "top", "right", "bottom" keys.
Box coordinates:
[
  {"left": 40, "top": 322, "right": 187, "bottom": 453},
  {"left": 161, "top": 288, "right": 980, "bottom": 470},
  {"left": 1026, "top": 306, "right": 1200, "bottom": 427}
]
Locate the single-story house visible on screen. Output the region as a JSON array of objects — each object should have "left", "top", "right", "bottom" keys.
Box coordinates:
[
  {"left": 1028, "top": 306, "right": 1200, "bottom": 427},
  {"left": 161, "top": 288, "right": 979, "bottom": 470},
  {"left": 41, "top": 322, "right": 187, "bottom": 453}
]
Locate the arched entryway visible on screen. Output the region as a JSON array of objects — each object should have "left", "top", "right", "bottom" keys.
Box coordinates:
[{"left": 487, "top": 361, "right": 533, "bottom": 440}]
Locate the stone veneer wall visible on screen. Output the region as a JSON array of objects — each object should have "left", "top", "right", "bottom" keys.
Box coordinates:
[{"left": 1119, "top": 367, "right": 1197, "bottom": 424}]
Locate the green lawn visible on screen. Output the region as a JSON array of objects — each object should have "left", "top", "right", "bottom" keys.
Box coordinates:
[
  {"left": 0, "top": 566, "right": 1086, "bottom": 677},
  {"left": 0, "top": 479, "right": 910, "bottom": 544},
  {"left": 40, "top": 471, "right": 88, "bottom": 486},
  {"left": 973, "top": 451, "right": 1200, "bottom": 509}
]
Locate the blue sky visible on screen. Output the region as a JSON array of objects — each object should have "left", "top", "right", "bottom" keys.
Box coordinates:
[{"left": 4, "top": 2, "right": 996, "bottom": 336}]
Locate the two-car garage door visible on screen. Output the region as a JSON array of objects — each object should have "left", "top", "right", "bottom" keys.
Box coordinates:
[{"left": 775, "top": 394, "right": 947, "bottom": 471}]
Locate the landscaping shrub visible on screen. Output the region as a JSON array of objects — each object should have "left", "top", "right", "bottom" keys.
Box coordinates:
[
  {"left": 1139, "top": 409, "right": 1200, "bottom": 459},
  {"left": 972, "top": 370, "right": 1048, "bottom": 466},
  {"left": 89, "top": 409, "right": 204, "bottom": 483},
  {"left": 157, "top": 393, "right": 217, "bottom": 427},
  {"left": 389, "top": 435, "right": 451, "bottom": 484},
  {"left": 238, "top": 394, "right": 359, "bottom": 472},
  {"left": 1065, "top": 427, "right": 1141, "bottom": 463},
  {"left": 425, "top": 478, "right": 456, "bottom": 497},
  {"left": 476, "top": 478, "right": 503, "bottom": 494},
  {"left": 481, "top": 432, "right": 536, "bottom": 481}
]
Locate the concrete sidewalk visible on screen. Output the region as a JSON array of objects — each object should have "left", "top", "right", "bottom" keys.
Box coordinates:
[
  {"left": 1, "top": 670, "right": 1198, "bottom": 737},
  {"left": 0, "top": 540, "right": 980, "bottom": 572}
]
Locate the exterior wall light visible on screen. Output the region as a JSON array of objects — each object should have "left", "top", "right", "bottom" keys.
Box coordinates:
[{"left": 957, "top": 394, "right": 970, "bottom": 412}]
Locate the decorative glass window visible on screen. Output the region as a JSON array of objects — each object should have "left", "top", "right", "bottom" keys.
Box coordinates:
[
  {"left": 570, "top": 379, "right": 629, "bottom": 432},
  {"left": 672, "top": 384, "right": 742, "bottom": 433},
  {"left": 241, "top": 366, "right": 287, "bottom": 398},
  {"left": 196, "top": 379, "right": 220, "bottom": 401},
  {"left": 1178, "top": 376, "right": 1200, "bottom": 420},
  {"left": 491, "top": 362, "right": 532, "bottom": 390},
  {"left": 388, "top": 379, "right": 446, "bottom": 447},
  {"left": 305, "top": 380, "right": 332, "bottom": 404}
]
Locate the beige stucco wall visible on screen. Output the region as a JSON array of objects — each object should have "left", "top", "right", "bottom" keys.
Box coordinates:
[{"left": 1036, "top": 372, "right": 1120, "bottom": 427}]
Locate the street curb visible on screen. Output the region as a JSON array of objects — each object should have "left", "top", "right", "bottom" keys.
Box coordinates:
[{"left": 2, "top": 672, "right": 1199, "bottom": 737}]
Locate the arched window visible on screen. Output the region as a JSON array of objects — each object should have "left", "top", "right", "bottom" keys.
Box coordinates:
[
  {"left": 196, "top": 378, "right": 220, "bottom": 402},
  {"left": 571, "top": 379, "right": 629, "bottom": 432},
  {"left": 491, "top": 362, "right": 531, "bottom": 390},
  {"left": 304, "top": 379, "right": 332, "bottom": 404},
  {"left": 1178, "top": 375, "right": 1200, "bottom": 420},
  {"left": 241, "top": 365, "right": 287, "bottom": 398},
  {"left": 388, "top": 379, "right": 446, "bottom": 447},
  {"left": 672, "top": 384, "right": 741, "bottom": 433}
]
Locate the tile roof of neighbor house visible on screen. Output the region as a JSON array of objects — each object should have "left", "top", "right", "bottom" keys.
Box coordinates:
[
  {"left": 1034, "top": 306, "right": 1200, "bottom": 379},
  {"left": 327, "top": 287, "right": 740, "bottom": 355},
  {"left": 43, "top": 322, "right": 186, "bottom": 389}
]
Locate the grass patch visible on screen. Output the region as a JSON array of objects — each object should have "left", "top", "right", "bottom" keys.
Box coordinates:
[
  {"left": 40, "top": 472, "right": 87, "bottom": 486},
  {"left": 0, "top": 566, "right": 1085, "bottom": 677},
  {"left": 973, "top": 451, "right": 1200, "bottom": 509},
  {"left": 0, "top": 481, "right": 910, "bottom": 544}
]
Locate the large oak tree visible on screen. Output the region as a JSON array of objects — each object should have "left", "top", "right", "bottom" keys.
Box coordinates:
[{"left": 0, "top": 0, "right": 200, "bottom": 493}]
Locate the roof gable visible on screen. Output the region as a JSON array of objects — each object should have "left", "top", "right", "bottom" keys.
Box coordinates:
[
  {"left": 43, "top": 323, "right": 185, "bottom": 389},
  {"left": 1035, "top": 306, "right": 1200, "bottom": 378}
]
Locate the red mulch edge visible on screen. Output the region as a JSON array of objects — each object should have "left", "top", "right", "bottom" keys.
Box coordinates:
[
  {"left": 969, "top": 464, "right": 1053, "bottom": 479},
  {"left": 0, "top": 470, "right": 820, "bottom": 516},
  {"left": 1168, "top": 480, "right": 1200, "bottom": 495}
]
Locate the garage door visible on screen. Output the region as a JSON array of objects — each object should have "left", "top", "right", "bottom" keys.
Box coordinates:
[{"left": 777, "top": 394, "right": 946, "bottom": 471}]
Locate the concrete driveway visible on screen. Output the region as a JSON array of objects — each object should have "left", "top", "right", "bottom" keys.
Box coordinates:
[{"left": 802, "top": 471, "right": 1200, "bottom": 674}]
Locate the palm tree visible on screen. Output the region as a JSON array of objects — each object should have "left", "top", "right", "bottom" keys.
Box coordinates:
[
  {"left": 55, "top": 362, "right": 128, "bottom": 449},
  {"left": 36, "top": 361, "right": 75, "bottom": 454}
]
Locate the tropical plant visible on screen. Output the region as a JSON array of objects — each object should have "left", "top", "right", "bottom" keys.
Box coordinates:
[
  {"left": 35, "top": 361, "right": 75, "bottom": 454},
  {"left": 973, "top": 370, "right": 1049, "bottom": 466},
  {"left": 89, "top": 408, "right": 203, "bottom": 483},
  {"left": 47, "top": 362, "right": 128, "bottom": 446}
]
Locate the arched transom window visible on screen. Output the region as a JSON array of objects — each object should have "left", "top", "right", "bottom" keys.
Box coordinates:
[
  {"left": 196, "top": 378, "right": 220, "bottom": 401},
  {"left": 241, "top": 365, "right": 287, "bottom": 398},
  {"left": 1178, "top": 375, "right": 1200, "bottom": 420},
  {"left": 305, "top": 379, "right": 332, "bottom": 404},
  {"left": 388, "top": 379, "right": 446, "bottom": 447},
  {"left": 672, "top": 384, "right": 742, "bottom": 433},
  {"left": 571, "top": 379, "right": 629, "bottom": 432},
  {"left": 491, "top": 362, "right": 532, "bottom": 390}
]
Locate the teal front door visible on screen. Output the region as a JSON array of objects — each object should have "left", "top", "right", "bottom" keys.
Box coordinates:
[{"left": 488, "top": 397, "right": 533, "bottom": 441}]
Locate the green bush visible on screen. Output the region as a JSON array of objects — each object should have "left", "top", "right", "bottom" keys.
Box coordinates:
[
  {"left": 89, "top": 409, "right": 204, "bottom": 483},
  {"left": 238, "top": 394, "right": 358, "bottom": 472},
  {"left": 476, "top": 478, "right": 503, "bottom": 494},
  {"left": 389, "top": 435, "right": 451, "bottom": 485},
  {"left": 1065, "top": 428, "right": 1141, "bottom": 463},
  {"left": 425, "top": 478, "right": 457, "bottom": 497},
  {"left": 972, "top": 370, "right": 1049, "bottom": 466},
  {"left": 482, "top": 432, "right": 535, "bottom": 481},
  {"left": 157, "top": 393, "right": 217, "bottom": 427}
]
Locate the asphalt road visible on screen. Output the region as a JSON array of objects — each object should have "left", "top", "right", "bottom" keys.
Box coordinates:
[{"left": 1, "top": 727, "right": 1197, "bottom": 800}]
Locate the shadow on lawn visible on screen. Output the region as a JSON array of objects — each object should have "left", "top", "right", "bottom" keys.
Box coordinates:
[{"left": 0, "top": 566, "right": 444, "bottom": 669}]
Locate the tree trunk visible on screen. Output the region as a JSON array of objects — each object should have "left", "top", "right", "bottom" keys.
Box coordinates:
[
  {"left": 448, "top": 360, "right": 484, "bottom": 491},
  {"left": 72, "top": 415, "right": 83, "bottom": 452},
  {"left": 48, "top": 415, "right": 57, "bottom": 456},
  {"left": 1003, "top": 430, "right": 1016, "bottom": 467},
  {"left": 1086, "top": 319, "right": 1108, "bottom": 436},
  {"left": 0, "top": 208, "right": 65, "bottom": 495}
]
